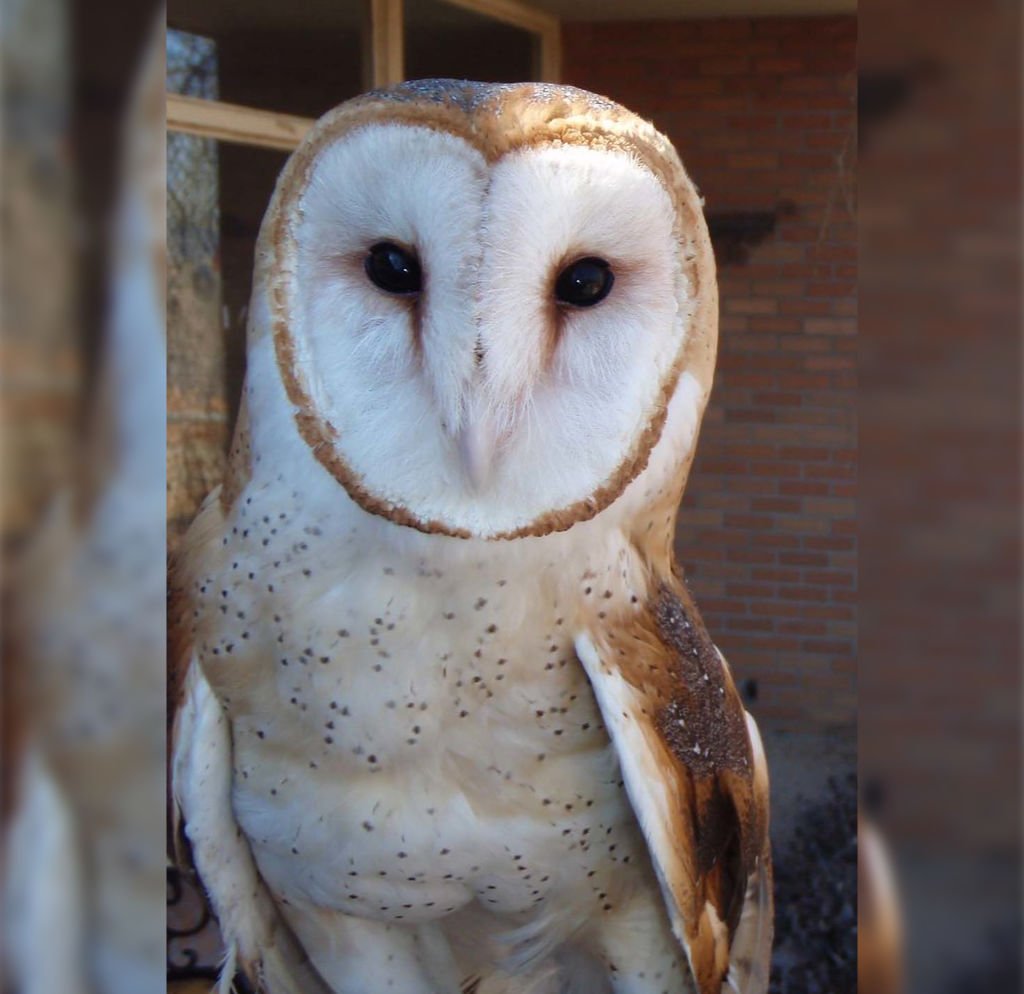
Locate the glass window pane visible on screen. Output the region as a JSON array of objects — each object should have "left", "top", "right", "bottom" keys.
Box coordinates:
[
  {"left": 168, "top": 0, "right": 366, "bottom": 119},
  {"left": 405, "top": 0, "right": 537, "bottom": 83}
]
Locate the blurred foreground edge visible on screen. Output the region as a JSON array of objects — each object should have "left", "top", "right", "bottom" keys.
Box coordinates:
[
  {"left": 858, "top": 816, "right": 904, "bottom": 994},
  {"left": 2, "top": 5, "right": 166, "bottom": 994}
]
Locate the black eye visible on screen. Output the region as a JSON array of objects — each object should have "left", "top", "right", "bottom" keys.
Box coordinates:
[
  {"left": 365, "top": 242, "right": 422, "bottom": 295},
  {"left": 554, "top": 257, "right": 614, "bottom": 308}
]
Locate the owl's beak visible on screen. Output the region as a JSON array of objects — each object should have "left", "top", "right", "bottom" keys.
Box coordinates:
[{"left": 454, "top": 416, "right": 498, "bottom": 492}]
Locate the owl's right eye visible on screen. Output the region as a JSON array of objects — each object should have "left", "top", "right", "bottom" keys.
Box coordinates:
[{"left": 364, "top": 242, "right": 422, "bottom": 295}]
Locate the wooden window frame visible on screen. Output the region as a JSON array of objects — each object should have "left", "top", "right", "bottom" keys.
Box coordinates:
[{"left": 166, "top": 0, "right": 560, "bottom": 152}]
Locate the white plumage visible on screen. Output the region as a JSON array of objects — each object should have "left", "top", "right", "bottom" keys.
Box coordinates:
[{"left": 172, "top": 80, "right": 771, "bottom": 994}]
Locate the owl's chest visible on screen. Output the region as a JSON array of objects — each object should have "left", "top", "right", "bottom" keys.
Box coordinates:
[
  {"left": 194, "top": 529, "right": 639, "bottom": 895},
  {"left": 200, "top": 546, "right": 595, "bottom": 751}
]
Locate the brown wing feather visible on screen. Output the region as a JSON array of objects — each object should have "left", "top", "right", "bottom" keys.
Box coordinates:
[{"left": 576, "top": 573, "right": 772, "bottom": 994}]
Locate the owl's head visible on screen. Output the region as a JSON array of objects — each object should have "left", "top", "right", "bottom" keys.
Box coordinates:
[{"left": 247, "top": 81, "right": 717, "bottom": 540}]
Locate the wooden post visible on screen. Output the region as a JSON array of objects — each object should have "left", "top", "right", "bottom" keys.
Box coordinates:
[
  {"left": 366, "top": 0, "right": 405, "bottom": 89},
  {"left": 538, "top": 19, "right": 561, "bottom": 82},
  {"left": 166, "top": 94, "right": 314, "bottom": 150}
]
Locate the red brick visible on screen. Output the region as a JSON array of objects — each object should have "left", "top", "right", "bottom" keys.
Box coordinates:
[
  {"left": 800, "top": 639, "right": 852, "bottom": 654},
  {"left": 807, "top": 281, "right": 856, "bottom": 298},
  {"left": 725, "top": 297, "right": 779, "bottom": 316},
  {"left": 777, "top": 373, "right": 834, "bottom": 389},
  {"left": 779, "top": 336, "right": 831, "bottom": 353},
  {"left": 778, "top": 75, "right": 841, "bottom": 95},
  {"left": 726, "top": 582, "right": 776, "bottom": 599},
  {"left": 780, "top": 112, "right": 833, "bottom": 130},
  {"left": 779, "top": 585, "right": 829, "bottom": 602},
  {"left": 728, "top": 334, "right": 781, "bottom": 353},
  {"left": 803, "top": 570, "right": 855, "bottom": 587},
  {"left": 720, "top": 443, "right": 777, "bottom": 459},
  {"left": 667, "top": 78, "right": 725, "bottom": 96},
  {"left": 700, "top": 598, "right": 749, "bottom": 614},
  {"left": 751, "top": 279, "right": 804, "bottom": 298},
  {"left": 727, "top": 152, "right": 780, "bottom": 170},
  {"left": 801, "top": 497, "right": 855, "bottom": 517},
  {"left": 694, "top": 96, "right": 751, "bottom": 113},
  {"left": 697, "top": 458, "right": 747, "bottom": 475},
  {"left": 779, "top": 479, "right": 829, "bottom": 497},
  {"left": 725, "top": 114, "right": 780, "bottom": 132},
  {"left": 778, "top": 620, "right": 828, "bottom": 636},
  {"left": 726, "top": 548, "right": 776, "bottom": 564},
  {"left": 779, "top": 445, "right": 830, "bottom": 461},
  {"left": 754, "top": 57, "right": 805, "bottom": 74},
  {"left": 775, "top": 516, "right": 830, "bottom": 535},
  {"left": 804, "top": 463, "right": 856, "bottom": 480},
  {"left": 810, "top": 244, "right": 857, "bottom": 263},
  {"left": 778, "top": 290, "right": 834, "bottom": 312},
  {"left": 780, "top": 151, "right": 837, "bottom": 171},
  {"left": 699, "top": 57, "right": 750, "bottom": 76},
  {"left": 750, "top": 601, "right": 803, "bottom": 618},
  {"left": 751, "top": 497, "right": 801, "bottom": 513},
  {"left": 731, "top": 635, "right": 802, "bottom": 653},
  {"left": 752, "top": 391, "right": 803, "bottom": 406},
  {"left": 727, "top": 617, "right": 776, "bottom": 632},
  {"left": 750, "top": 461, "right": 802, "bottom": 478},
  {"left": 805, "top": 131, "right": 850, "bottom": 150},
  {"left": 804, "top": 536, "right": 854, "bottom": 551},
  {"left": 719, "top": 315, "right": 751, "bottom": 336},
  {"left": 723, "top": 513, "right": 774, "bottom": 530},
  {"left": 751, "top": 567, "right": 801, "bottom": 583},
  {"left": 749, "top": 317, "right": 802, "bottom": 333},
  {"left": 699, "top": 19, "right": 754, "bottom": 40},
  {"left": 806, "top": 355, "right": 857, "bottom": 371},
  {"left": 805, "top": 318, "right": 857, "bottom": 336},
  {"left": 801, "top": 604, "right": 855, "bottom": 621},
  {"left": 779, "top": 551, "right": 829, "bottom": 566},
  {"left": 751, "top": 533, "right": 801, "bottom": 549},
  {"left": 677, "top": 508, "right": 724, "bottom": 526}
]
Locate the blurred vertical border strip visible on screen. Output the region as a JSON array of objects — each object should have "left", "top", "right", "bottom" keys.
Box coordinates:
[
  {"left": 859, "top": 0, "right": 1023, "bottom": 991},
  {"left": 2, "top": 2, "right": 167, "bottom": 993}
]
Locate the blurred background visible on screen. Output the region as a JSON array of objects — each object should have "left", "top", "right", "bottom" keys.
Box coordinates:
[
  {"left": 2, "top": 2, "right": 166, "bottom": 993},
  {"left": 1, "top": 0, "right": 1020, "bottom": 991},
  {"left": 858, "top": 0, "right": 1022, "bottom": 990}
]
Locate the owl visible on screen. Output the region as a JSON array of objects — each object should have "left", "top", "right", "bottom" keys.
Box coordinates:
[{"left": 171, "top": 80, "right": 772, "bottom": 994}]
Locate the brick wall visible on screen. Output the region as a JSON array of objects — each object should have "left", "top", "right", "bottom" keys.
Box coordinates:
[
  {"left": 563, "top": 16, "right": 857, "bottom": 730},
  {"left": 859, "top": 0, "right": 1020, "bottom": 854}
]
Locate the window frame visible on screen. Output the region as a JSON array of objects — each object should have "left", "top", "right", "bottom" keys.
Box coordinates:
[{"left": 166, "top": 0, "right": 561, "bottom": 151}]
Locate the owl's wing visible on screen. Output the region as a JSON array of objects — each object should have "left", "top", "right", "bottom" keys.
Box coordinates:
[
  {"left": 172, "top": 656, "right": 333, "bottom": 994},
  {"left": 574, "top": 576, "right": 772, "bottom": 994}
]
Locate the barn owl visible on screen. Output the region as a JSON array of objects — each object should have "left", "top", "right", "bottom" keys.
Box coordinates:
[{"left": 172, "top": 80, "right": 772, "bottom": 994}]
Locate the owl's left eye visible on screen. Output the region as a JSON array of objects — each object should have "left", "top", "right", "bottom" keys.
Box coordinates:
[
  {"left": 554, "top": 257, "right": 615, "bottom": 308},
  {"left": 365, "top": 242, "right": 422, "bottom": 295}
]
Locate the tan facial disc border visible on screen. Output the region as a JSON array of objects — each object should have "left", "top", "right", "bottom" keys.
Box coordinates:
[{"left": 259, "top": 81, "right": 718, "bottom": 541}]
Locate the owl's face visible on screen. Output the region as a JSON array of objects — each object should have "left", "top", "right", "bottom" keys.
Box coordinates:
[{"left": 255, "top": 82, "right": 716, "bottom": 540}]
